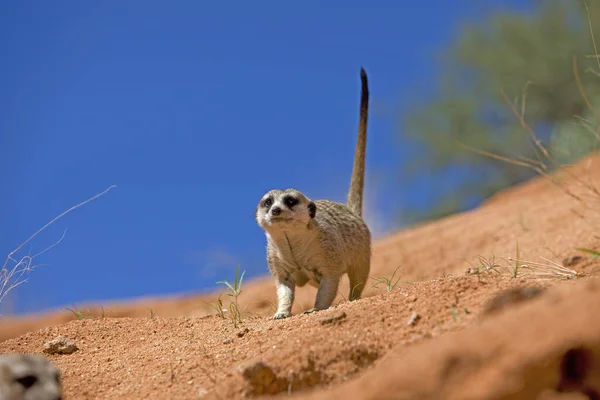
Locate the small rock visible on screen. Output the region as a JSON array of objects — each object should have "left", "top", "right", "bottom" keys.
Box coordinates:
[
  {"left": 242, "top": 361, "right": 275, "bottom": 381},
  {"left": 482, "top": 286, "right": 546, "bottom": 316},
  {"left": 563, "top": 255, "right": 583, "bottom": 267},
  {"left": 410, "top": 334, "right": 423, "bottom": 342},
  {"left": 237, "top": 328, "right": 250, "bottom": 338},
  {"left": 222, "top": 338, "right": 233, "bottom": 344},
  {"left": 407, "top": 311, "right": 420, "bottom": 326},
  {"left": 43, "top": 335, "right": 78, "bottom": 355},
  {"left": 242, "top": 361, "right": 288, "bottom": 396},
  {"left": 319, "top": 311, "right": 347, "bottom": 325}
]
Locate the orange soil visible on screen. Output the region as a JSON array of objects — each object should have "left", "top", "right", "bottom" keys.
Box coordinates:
[{"left": 1, "top": 153, "right": 599, "bottom": 399}]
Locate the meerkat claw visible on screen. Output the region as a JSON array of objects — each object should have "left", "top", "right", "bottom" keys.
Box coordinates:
[{"left": 273, "top": 312, "right": 291, "bottom": 320}]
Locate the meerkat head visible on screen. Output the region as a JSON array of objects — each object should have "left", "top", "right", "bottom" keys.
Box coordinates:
[
  {"left": 255, "top": 189, "right": 316, "bottom": 232},
  {"left": 0, "top": 354, "right": 62, "bottom": 400}
]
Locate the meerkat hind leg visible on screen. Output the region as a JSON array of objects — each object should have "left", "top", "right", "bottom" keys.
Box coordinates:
[
  {"left": 305, "top": 275, "right": 340, "bottom": 314},
  {"left": 273, "top": 278, "right": 295, "bottom": 319},
  {"left": 348, "top": 262, "right": 370, "bottom": 301}
]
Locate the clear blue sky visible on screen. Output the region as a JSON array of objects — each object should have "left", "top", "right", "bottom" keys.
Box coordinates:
[{"left": 1, "top": 1, "right": 531, "bottom": 315}]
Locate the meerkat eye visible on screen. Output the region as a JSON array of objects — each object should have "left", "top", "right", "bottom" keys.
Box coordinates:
[
  {"left": 284, "top": 196, "right": 298, "bottom": 208},
  {"left": 16, "top": 375, "right": 38, "bottom": 389},
  {"left": 262, "top": 198, "right": 273, "bottom": 208}
]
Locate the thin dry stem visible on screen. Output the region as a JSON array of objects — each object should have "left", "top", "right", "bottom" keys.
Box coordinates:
[
  {"left": 500, "top": 85, "right": 600, "bottom": 198},
  {"left": 506, "top": 256, "right": 578, "bottom": 279},
  {"left": 0, "top": 232, "right": 68, "bottom": 305},
  {"left": 0, "top": 185, "right": 117, "bottom": 306},
  {"left": 3, "top": 185, "right": 116, "bottom": 272},
  {"left": 574, "top": 116, "right": 600, "bottom": 141},
  {"left": 500, "top": 88, "right": 553, "bottom": 166},
  {"left": 573, "top": 55, "right": 596, "bottom": 114},
  {"left": 456, "top": 141, "right": 585, "bottom": 202},
  {"left": 583, "top": 0, "right": 600, "bottom": 73}
]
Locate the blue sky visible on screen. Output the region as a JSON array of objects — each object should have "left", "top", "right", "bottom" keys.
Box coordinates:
[{"left": 0, "top": 0, "right": 531, "bottom": 315}]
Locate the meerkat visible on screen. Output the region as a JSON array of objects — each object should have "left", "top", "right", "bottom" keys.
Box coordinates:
[
  {"left": 255, "top": 68, "right": 371, "bottom": 319},
  {"left": 0, "top": 354, "right": 62, "bottom": 400}
]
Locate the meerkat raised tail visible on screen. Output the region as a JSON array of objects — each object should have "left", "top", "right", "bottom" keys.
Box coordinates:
[
  {"left": 255, "top": 68, "right": 371, "bottom": 319},
  {"left": 0, "top": 354, "right": 62, "bottom": 400}
]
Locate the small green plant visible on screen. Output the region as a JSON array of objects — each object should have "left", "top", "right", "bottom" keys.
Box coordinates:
[
  {"left": 206, "top": 293, "right": 226, "bottom": 319},
  {"left": 449, "top": 306, "right": 460, "bottom": 322},
  {"left": 518, "top": 212, "right": 529, "bottom": 232},
  {"left": 466, "top": 254, "right": 503, "bottom": 278},
  {"left": 335, "top": 282, "right": 363, "bottom": 304},
  {"left": 512, "top": 240, "right": 521, "bottom": 278},
  {"left": 371, "top": 265, "right": 406, "bottom": 292},
  {"left": 576, "top": 247, "right": 600, "bottom": 258},
  {"left": 348, "top": 281, "right": 365, "bottom": 301},
  {"left": 216, "top": 265, "right": 246, "bottom": 327},
  {"left": 65, "top": 306, "right": 93, "bottom": 320}
]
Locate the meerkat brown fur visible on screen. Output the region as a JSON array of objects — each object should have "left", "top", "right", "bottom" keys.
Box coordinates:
[
  {"left": 255, "top": 68, "right": 371, "bottom": 319},
  {"left": 0, "top": 354, "right": 63, "bottom": 400}
]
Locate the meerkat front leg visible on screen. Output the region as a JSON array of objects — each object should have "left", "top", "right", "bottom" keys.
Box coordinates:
[
  {"left": 273, "top": 277, "right": 295, "bottom": 319},
  {"left": 304, "top": 274, "right": 340, "bottom": 314}
]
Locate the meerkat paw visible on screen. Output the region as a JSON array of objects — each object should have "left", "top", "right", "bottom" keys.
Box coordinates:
[
  {"left": 303, "top": 308, "right": 319, "bottom": 315},
  {"left": 273, "top": 311, "right": 292, "bottom": 320}
]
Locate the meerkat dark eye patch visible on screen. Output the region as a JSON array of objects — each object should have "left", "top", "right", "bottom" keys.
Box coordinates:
[
  {"left": 283, "top": 196, "right": 298, "bottom": 208},
  {"left": 308, "top": 201, "right": 316, "bottom": 218},
  {"left": 16, "top": 375, "right": 38, "bottom": 389},
  {"left": 262, "top": 197, "right": 273, "bottom": 208}
]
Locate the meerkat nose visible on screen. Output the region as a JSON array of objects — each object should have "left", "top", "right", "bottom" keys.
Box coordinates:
[{"left": 271, "top": 206, "right": 281, "bottom": 216}]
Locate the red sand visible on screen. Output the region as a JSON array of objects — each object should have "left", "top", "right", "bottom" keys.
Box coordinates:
[{"left": 1, "top": 153, "right": 599, "bottom": 399}]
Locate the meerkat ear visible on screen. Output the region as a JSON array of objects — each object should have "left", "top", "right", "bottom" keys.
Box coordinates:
[{"left": 308, "top": 201, "right": 316, "bottom": 219}]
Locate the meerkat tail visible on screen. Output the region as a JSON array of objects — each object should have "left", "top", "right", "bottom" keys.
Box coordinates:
[{"left": 346, "top": 67, "right": 369, "bottom": 217}]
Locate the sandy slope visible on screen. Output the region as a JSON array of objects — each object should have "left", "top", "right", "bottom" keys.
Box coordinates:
[{"left": 0, "top": 153, "right": 599, "bottom": 399}]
